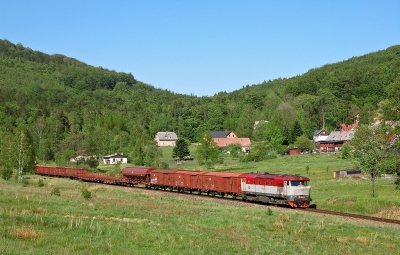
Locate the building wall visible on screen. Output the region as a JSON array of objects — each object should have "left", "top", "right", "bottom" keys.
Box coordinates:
[{"left": 157, "top": 140, "right": 176, "bottom": 147}]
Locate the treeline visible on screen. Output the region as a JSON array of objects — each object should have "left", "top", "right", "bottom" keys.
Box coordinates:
[{"left": 1, "top": 39, "right": 400, "bottom": 173}]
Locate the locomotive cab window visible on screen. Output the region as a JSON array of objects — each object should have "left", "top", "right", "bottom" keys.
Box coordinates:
[{"left": 290, "top": 181, "right": 309, "bottom": 186}]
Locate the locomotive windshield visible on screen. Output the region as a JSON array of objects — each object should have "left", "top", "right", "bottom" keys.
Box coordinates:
[{"left": 290, "top": 181, "right": 309, "bottom": 186}]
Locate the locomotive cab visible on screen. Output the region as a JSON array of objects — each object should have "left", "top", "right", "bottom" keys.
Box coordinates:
[{"left": 284, "top": 180, "right": 311, "bottom": 207}]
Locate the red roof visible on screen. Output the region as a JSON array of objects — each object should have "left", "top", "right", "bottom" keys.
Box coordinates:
[{"left": 212, "top": 138, "right": 251, "bottom": 147}]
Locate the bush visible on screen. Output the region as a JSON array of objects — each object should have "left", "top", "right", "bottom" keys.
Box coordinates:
[
  {"left": 86, "top": 157, "right": 99, "bottom": 168},
  {"left": 395, "top": 173, "right": 400, "bottom": 190},
  {"left": 341, "top": 144, "right": 351, "bottom": 159},
  {"left": 50, "top": 187, "right": 60, "bottom": 196},
  {"left": 160, "top": 162, "right": 169, "bottom": 169},
  {"left": 81, "top": 188, "right": 92, "bottom": 200},
  {"left": 22, "top": 177, "right": 29, "bottom": 187},
  {"left": 38, "top": 179, "right": 44, "bottom": 187}
]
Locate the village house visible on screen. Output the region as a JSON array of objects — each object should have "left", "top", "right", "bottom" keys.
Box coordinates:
[
  {"left": 102, "top": 153, "right": 128, "bottom": 164},
  {"left": 154, "top": 131, "right": 178, "bottom": 146},
  {"left": 319, "top": 124, "right": 357, "bottom": 152}
]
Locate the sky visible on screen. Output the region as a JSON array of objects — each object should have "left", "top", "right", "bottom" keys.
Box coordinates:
[{"left": 1, "top": 1, "right": 400, "bottom": 96}]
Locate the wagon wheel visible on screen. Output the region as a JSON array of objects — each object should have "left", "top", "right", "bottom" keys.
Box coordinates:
[{"left": 221, "top": 193, "right": 225, "bottom": 198}]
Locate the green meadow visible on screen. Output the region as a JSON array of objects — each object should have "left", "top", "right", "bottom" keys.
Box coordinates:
[{"left": 1, "top": 151, "right": 399, "bottom": 254}]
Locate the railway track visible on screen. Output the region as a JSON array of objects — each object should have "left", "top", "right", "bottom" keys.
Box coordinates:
[
  {"left": 126, "top": 184, "right": 400, "bottom": 226},
  {"left": 302, "top": 208, "right": 400, "bottom": 226}
]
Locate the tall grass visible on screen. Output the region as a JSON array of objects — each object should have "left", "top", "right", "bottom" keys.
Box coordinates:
[{"left": 1, "top": 175, "right": 399, "bottom": 254}]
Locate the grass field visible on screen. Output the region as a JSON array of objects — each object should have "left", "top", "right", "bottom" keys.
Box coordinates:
[
  {"left": 1, "top": 176, "right": 399, "bottom": 255},
  {"left": 1, "top": 149, "right": 400, "bottom": 254}
]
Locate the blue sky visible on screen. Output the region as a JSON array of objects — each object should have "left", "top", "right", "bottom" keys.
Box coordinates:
[{"left": 1, "top": 1, "right": 399, "bottom": 96}]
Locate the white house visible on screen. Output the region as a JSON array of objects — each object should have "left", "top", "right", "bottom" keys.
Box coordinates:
[
  {"left": 154, "top": 131, "right": 178, "bottom": 146},
  {"left": 103, "top": 153, "right": 128, "bottom": 164},
  {"left": 313, "top": 129, "right": 329, "bottom": 143}
]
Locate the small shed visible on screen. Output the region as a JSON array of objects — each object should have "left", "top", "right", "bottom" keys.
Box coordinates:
[
  {"left": 333, "top": 169, "right": 362, "bottom": 178},
  {"left": 288, "top": 148, "right": 299, "bottom": 155}
]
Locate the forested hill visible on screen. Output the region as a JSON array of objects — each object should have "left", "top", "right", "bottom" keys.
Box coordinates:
[{"left": 1, "top": 38, "right": 400, "bottom": 166}]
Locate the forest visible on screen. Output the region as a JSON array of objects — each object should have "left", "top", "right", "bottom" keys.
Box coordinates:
[{"left": 1, "top": 39, "right": 400, "bottom": 175}]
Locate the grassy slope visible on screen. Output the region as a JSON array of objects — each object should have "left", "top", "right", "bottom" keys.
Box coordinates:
[
  {"left": 0, "top": 176, "right": 399, "bottom": 255},
  {"left": 2, "top": 149, "right": 400, "bottom": 254}
]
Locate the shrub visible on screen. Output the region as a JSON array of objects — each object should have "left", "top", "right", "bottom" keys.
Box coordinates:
[
  {"left": 160, "top": 162, "right": 169, "bottom": 169},
  {"left": 395, "top": 173, "right": 400, "bottom": 190},
  {"left": 38, "top": 179, "right": 44, "bottom": 187},
  {"left": 81, "top": 188, "right": 92, "bottom": 200},
  {"left": 86, "top": 157, "right": 99, "bottom": 168},
  {"left": 341, "top": 144, "right": 351, "bottom": 159},
  {"left": 50, "top": 187, "right": 60, "bottom": 196},
  {"left": 22, "top": 177, "right": 29, "bottom": 187}
]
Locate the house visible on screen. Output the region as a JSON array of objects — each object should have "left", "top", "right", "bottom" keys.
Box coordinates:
[
  {"left": 313, "top": 129, "right": 329, "bottom": 143},
  {"left": 154, "top": 131, "right": 178, "bottom": 146},
  {"left": 103, "top": 153, "right": 128, "bottom": 164},
  {"left": 319, "top": 124, "right": 356, "bottom": 152},
  {"left": 213, "top": 138, "right": 251, "bottom": 153},
  {"left": 313, "top": 129, "right": 330, "bottom": 150},
  {"left": 210, "top": 131, "right": 237, "bottom": 139}
]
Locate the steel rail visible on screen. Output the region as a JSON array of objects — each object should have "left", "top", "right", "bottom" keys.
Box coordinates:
[{"left": 302, "top": 208, "right": 400, "bottom": 225}]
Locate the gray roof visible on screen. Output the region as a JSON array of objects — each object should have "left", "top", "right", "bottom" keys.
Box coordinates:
[
  {"left": 210, "top": 131, "right": 232, "bottom": 138},
  {"left": 156, "top": 132, "right": 178, "bottom": 141},
  {"left": 313, "top": 129, "right": 328, "bottom": 135},
  {"left": 325, "top": 130, "right": 354, "bottom": 142},
  {"left": 103, "top": 153, "right": 127, "bottom": 159}
]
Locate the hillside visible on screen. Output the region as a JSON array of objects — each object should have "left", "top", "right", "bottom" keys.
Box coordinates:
[{"left": 1, "top": 39, "right": 400, "bottom": 168}]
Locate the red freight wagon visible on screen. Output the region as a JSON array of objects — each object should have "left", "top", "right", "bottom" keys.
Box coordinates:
[
  {"left": 201, "top": 172, "right": 243, "bottom": 197},
  {"left": 35, "top": 166, "right": 46, "bottom": 175},
  {"left": 57, "top": 167, "right": 67, "bottom": 177},
  {"left": 172, "top": 170, "right": 206, "bottom": 192},
  {"left": 65, "top": 167, "right": 87, "bottom": 178},
  {"left": 150, "top": 169, "right": 177, "bottom": 190}
]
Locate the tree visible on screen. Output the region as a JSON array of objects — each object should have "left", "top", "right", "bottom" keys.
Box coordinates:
[
  {"left": 15, "top": 126, "right": 35, "bottom": 183},
  {"left": 351, "top": 124, "right": 392, "bottom": 197},
  {"left": 264, "top": 120, "right": 284, "bottom": 149},
  {"left": 62, "top": 149, "right": 76, "bottom": 166},
  {"left": 172, "top": 138, "right": 190, "bottom": 160},
  {"left": 0, "top": 132, "right": 15, "bottom": 180},
  {"left": 294, "top": 136, "right": 315, "bottom": 152},
  {"left": 196, "top": 133, "right": 221, "bottom": 168},
  {"left": 289, "top": 120, "right": 303, "bottom": 144},
  {"left": 226, "top": 143, "right": 242, "bottom": 158}
]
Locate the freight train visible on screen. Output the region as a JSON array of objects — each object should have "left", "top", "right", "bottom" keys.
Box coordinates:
[{"left": 35, "top": 165, "right": 312, "bottom": 208}]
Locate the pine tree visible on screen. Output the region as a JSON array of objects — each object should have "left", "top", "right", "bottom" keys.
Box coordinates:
[
  {"left": 172, "top": 138, "right": 190, "bottom": 160},
  {"left": 289, "top": 120, "right": 303, "bottom": 144}
]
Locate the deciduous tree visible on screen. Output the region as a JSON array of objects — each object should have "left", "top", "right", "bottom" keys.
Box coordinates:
[
  {"left": 196, "top": 133, "right": 221, "bottom": 168},
  {"left": 351, "top": 124, "right": 392, "bottom": 197}
]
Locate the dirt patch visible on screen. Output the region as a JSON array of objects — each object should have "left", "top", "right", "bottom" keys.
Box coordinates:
[{"left": 373, "top": 206, "right": 400, "bottom": 220}]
